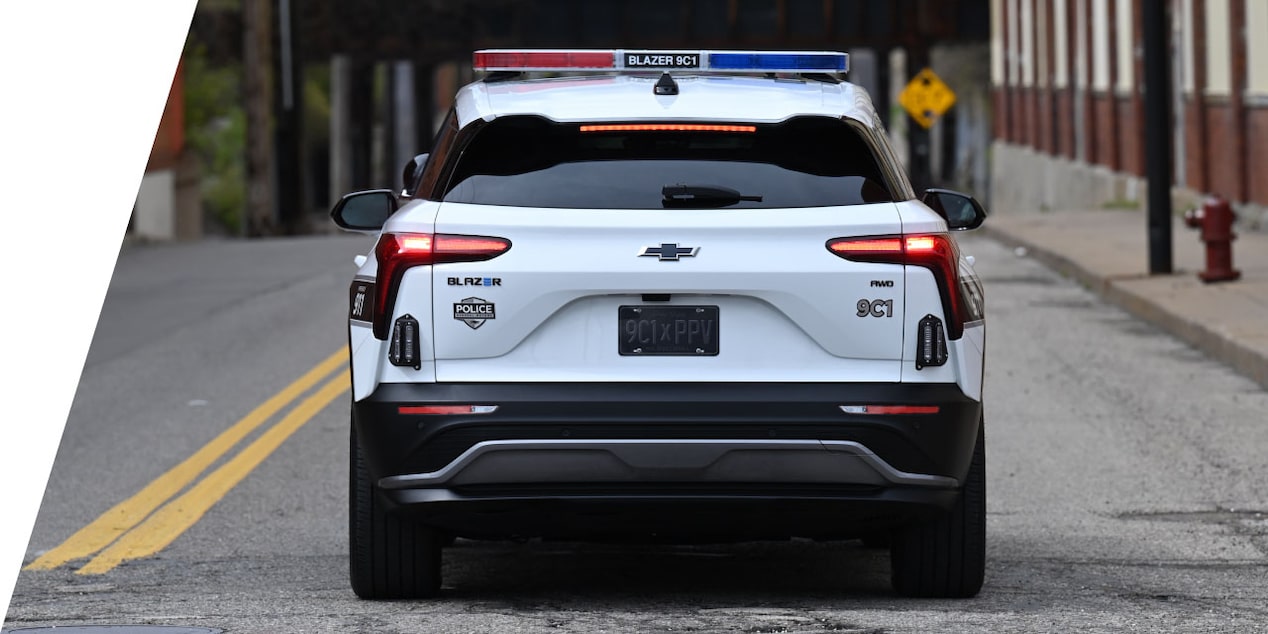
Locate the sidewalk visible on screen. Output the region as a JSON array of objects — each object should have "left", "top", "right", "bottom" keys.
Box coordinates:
[{"left": 979, "top": 209, "right": 1268, "bottom": 391}]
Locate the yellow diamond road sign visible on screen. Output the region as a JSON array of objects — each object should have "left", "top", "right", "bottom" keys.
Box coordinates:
[{"left": 899, "top": 68, "right": 956, "bottom": 129}]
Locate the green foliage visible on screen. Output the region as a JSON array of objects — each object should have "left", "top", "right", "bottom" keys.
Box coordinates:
[{"left": 184, "top": 43, "right": 245, "bottom": 233}]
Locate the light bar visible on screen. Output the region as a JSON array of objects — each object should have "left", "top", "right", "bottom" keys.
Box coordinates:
[
  {"left": 473, "top": 49, "right": 848, "bottom": 75},
  {"left": 579, "top": 124, "right": 756, "bottom": 133}
]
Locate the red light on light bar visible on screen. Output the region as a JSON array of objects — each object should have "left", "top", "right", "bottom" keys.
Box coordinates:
[
  {"left": 579, "top": 124, "right": 757, "bottom": 133},
  {"left": 474, "top": 50, "right": 616, "bottom": 70},
  {"left": 398, "top": 405, "right": 499, "bottom": 415},
  {"left": 839, "top": 405, "right": 941, "bottom": 415}
]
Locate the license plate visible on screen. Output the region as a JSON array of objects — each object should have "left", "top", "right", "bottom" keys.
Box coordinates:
[{"left": 619, "top": 305, "right": 719, "bottom": 356}]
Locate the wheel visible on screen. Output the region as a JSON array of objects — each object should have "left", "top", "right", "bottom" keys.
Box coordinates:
[
  {"left": 890, "top": 417, "right": 986, "bottom": 598},
  {"left": 349, "top": 427, "right": 442, "bottom": 599}
]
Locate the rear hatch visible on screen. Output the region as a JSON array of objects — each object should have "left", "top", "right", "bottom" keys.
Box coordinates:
[{"left": 425, "top": 115, "right": 909, "bottom": 382}]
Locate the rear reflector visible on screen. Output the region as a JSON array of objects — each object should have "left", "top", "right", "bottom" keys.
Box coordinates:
[
  {"left": 398, "top": 405, "right": 499, "bottom": 415},
  {"left": 839, "top": 405, "right": 941, "bottom": 415}
]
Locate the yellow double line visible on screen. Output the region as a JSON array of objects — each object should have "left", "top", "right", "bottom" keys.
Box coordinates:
[{"left": 26, "top": 348, "right": 350, "bottom": 575}]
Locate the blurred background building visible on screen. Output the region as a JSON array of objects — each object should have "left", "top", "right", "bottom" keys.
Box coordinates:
[
  {"left": 991, "top": 0, "right": 1268, "bottom": 228},
  {"left": 132, "top": 0, "right": 999, "bottom": 241}
]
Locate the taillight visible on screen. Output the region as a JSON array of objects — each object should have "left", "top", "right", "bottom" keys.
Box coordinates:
[
  {"left": 826, "top": 234, "right": 967, "bottom": 339},
  {"left": 373, "top": 232, "right": 511, "bottom": 339}
]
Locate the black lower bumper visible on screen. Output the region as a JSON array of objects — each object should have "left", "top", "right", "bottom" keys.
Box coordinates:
[{"left": 352, "top": 382, "right": 980, "bottom": 539}]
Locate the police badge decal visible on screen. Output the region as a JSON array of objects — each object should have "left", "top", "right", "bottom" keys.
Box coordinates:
[{"left": 453, "top": 297, "right": 496, "bottom": 329}]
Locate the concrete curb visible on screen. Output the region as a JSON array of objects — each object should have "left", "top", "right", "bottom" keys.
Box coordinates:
[{"left": 979, "top": 224, "right": 1268, "bottom": 392}]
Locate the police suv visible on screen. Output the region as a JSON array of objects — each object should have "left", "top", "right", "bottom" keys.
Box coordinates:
[{"left": 331, "top": 49, "right": 989, "bottom": 599}]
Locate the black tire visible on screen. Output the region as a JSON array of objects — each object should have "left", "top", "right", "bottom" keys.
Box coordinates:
[
  {"left": 349, "top": 428, "right": 442, "bottom": 599},
  {"left": 890, "top": 418, "right": 986, "bottom": 598}
]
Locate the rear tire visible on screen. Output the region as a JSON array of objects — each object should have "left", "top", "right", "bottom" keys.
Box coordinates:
[
  {"left": 890, "top": 417, "right": 986, "bottom": 598},
  {"left": 349, "top": 427, "right": 442, "bottom": 599}
]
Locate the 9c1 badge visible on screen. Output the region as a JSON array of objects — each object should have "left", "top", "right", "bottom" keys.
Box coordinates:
[{"left": 857, "top": 299, "right": 894, "bottom": 318}]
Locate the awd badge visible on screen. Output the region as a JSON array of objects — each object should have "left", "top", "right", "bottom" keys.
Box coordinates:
[{"left": 453, "top": 297, "right": 496, "bottom": 329}]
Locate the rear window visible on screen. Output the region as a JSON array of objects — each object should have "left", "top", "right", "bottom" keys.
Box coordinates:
[{"left": 442, "top": 116, "right": 893, "bottom": 209}]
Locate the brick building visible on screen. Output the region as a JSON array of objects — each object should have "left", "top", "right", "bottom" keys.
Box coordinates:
[{"left": 990, "top": 0, "right": 1268, "bottom": 228}]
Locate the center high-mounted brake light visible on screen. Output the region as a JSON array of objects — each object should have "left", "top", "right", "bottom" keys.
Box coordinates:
[
  {"left": 579, "top": 124, "right": 757, "bottom": 133},
  {"left": 373, "top": 233, "right": 511, "bottom": 339},
  {"left": 827, "top": 234, "right": 968, "bottom": 340},
  {"left": 473, "top": 49, "right": 849, "bottom": 74}
]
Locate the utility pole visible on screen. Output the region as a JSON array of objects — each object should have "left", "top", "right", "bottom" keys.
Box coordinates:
[
  {"left": 274, "top": 0, "right": 306, "bottom": 234},
  {"left": 1144, "top": 0, "right": 1173, "bottom": 274},
  {"left": 244, "top": 0, "right": 276, "bottom": 236}
]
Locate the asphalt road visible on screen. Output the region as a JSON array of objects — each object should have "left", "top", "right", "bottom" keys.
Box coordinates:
[{"left": 5, "top": 231, "right": 1268, "bottom": 633}]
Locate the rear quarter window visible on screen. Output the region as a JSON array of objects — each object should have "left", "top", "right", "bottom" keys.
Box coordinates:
[{"left": 442, "top": 116, "right": 893, "bottom": 209}]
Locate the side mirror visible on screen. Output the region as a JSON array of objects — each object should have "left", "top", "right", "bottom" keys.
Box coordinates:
[
  {"left": 921, "top": 188, "right": 988, "bottom": 231},
  {"left": 331, "top": 189, "right": 397, "bottom": 231},
  {"left": 401, "top": 153, "right": 429, "bottom": 196}
]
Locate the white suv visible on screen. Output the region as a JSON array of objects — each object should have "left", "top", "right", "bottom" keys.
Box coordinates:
[{"left": 331, "top": 49, "right": 988, "bottom": 600}]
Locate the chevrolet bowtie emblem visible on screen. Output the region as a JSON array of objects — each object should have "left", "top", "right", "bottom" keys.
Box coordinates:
[{"left": 638, "top": 243, "right": 700, "bottom": 261}]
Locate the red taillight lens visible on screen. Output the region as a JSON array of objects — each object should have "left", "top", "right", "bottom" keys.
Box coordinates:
[
  {"left": 373, "top": 232, "right": 511, "bottom": 339},
  {"left": 827, "top": 237, "right": 904, "bottom": 256},
  {"left": 827, "top": 234, "right": 966, "bottom": 339}
]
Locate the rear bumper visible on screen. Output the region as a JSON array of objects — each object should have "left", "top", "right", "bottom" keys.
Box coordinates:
[
  {"left": 353, "top": 382, "right": 980, "bottom": 539},
  {"left": 379, "top": 438, "right": 957, "bottom": 491}
]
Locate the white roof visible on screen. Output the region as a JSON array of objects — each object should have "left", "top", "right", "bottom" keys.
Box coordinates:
[{"left": 453, "top": 74, "right": 880, "bottom": 130}]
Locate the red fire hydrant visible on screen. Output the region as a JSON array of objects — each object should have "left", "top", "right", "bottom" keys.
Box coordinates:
[{"left": 1185, "top": 195, "right": 1240, "bottom": 283}]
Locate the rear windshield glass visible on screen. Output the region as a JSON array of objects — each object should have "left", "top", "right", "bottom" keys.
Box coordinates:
[{"left": 442, "top": 116, "right": 892, "bottom": 209}]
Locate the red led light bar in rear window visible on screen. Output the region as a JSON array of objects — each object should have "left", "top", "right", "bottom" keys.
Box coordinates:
[{"left": 579, "top": 124, "right": 757, "bottom": 133}]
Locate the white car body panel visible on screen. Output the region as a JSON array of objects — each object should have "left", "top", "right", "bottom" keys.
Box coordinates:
[
  {"left": 456, "top": 74, "right": 881, "bottom": 129},
  {"left": 419, "top": 202, "right": 907, "bottom": 382}
]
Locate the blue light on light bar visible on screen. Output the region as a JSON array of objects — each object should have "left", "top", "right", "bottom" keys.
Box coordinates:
[{"left": 707, "top": 52, "right": 848, "bottom": 73}]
